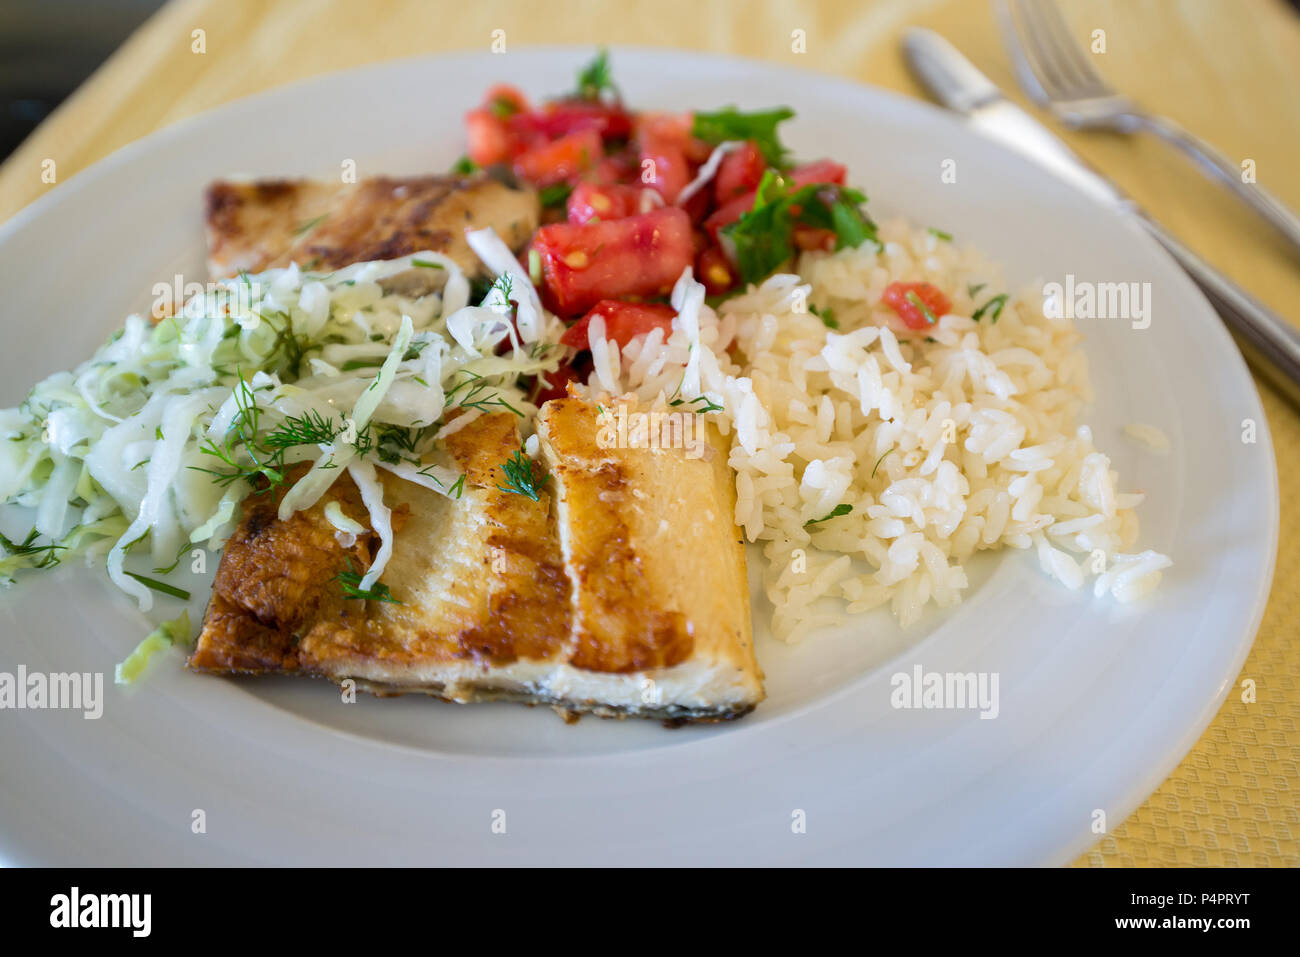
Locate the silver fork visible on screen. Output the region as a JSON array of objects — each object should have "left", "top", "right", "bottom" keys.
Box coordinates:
[{"left": 997, "top": 0, "right": 1300, "bottom": 256}]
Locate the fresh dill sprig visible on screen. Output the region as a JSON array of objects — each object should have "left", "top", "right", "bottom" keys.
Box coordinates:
[
  {"left": 669, "top": 394, "right": 725, "bottom": 414},
  {"left": 443, "top": 370, "right": 524, "bottom": 417},
  {"left": 124, "top": 570, "right": 191, "bottom": 601},
  {"left": 336, "top": 560, "right": 401, "bottom": 604},
  {"left": 192, "top": 375, "right": 287, "bottom": 492},
  {"left": 496, "top": 447, "right": 548, "bottom": 502},
  {"left": 448, "top": 473, "right": 466, "bottom": 499},
  {"left": 294, "top": 214, "right": 328, "bottom": 236},
  {"left": 0, "top": 528, "right": 65, "bottom": 570},
  {"left": 871, "top": 448, "right": 894, "bottom": 478},
  {"left": 261, "top": 409, "right": 341, "bottom": 450}
]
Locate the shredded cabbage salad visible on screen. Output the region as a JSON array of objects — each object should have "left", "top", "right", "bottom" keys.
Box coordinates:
[{"left": 0, "top": 229, "right": 568, "bottom": 612}]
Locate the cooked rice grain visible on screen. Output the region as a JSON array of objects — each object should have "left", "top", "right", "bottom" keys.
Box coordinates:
[{"left": 580, "top": 217, "right": 1170, "bottom": 638}]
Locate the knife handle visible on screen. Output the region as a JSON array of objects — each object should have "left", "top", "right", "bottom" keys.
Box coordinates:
[{"left": 1137, "top": 212, "right": 1300, "bottom": 408}]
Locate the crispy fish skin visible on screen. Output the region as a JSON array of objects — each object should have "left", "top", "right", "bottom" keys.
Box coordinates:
[
  {"left": 203, "top": 175, "right": 539, "bottom": 280},
  {"left": 189, "top": 403, "right": 763, "bottom": 723}
]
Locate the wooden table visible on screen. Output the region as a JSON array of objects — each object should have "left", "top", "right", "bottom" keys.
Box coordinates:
[{"left": 2, "top": 0, "right": 1296, "bottom": 866}]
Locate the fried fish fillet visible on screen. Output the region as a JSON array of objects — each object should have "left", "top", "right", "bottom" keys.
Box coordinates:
[
  {"left": 189, "top": 404, "right": 764, "bottom": 723},
  {"left": 203, "top": 174, "right": 539, "bottom": 280}
]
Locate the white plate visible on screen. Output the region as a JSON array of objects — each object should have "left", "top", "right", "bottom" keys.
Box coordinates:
[{"left": 0, "top": 48, "right": 1277, "bottom": 865}]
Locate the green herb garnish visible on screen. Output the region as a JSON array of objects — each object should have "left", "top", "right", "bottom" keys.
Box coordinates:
[
  {"left": 871, "top": 448, "right": 894, "bottom": 478},
  {"left": 575, "top": 48, "right": 619, "bottom": 101},
  {"left": 928, "top": 227, "right": 953, "bottom": 241},
  {"left": 972, "top": 293, "right": 1008, "bottom": 323},
  {"left": 722, "top": 170, "right": 877, "bottom": 284},
  {"left": 496, "top": 447, "right": 548, "bottom": 502},
  {"left": 337, "top": 560, "right": 401, "bottom": 604},
  {"left": 905, "top": 290, "right": 938, "bottom": 325},
  {"left": 0, "top": 528, "right": 65, "bottom": 571},
  {"left": 809, "top": 303, "right": 838, "bottom": 329},
  {"left": 691, "top": 107, "right": 795, "bottom": 168},
  {"left": 538, "top": 183, "right": 573, "bottom": 209},
  {"left": 123, "top": 571, "right": 191, "bottom": 601},
  {"left": 294, "top": 214, "right": 328, "bottom": 236},
  {"left": 804, "top": 503, "right": 852, "bottom": 527},
  {"left": 452, "top": 155, "right": 479, "bottom": 175}
]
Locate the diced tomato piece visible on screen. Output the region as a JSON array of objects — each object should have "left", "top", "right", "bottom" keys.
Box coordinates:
[
  {"left": 484, "top": 84, "right": 530, "bottom": 118},
  {"left": 512, "top": 129, "right": 602, "bottom": 187},
  {"left": 566, "top": 181, "right": 642, "bottom": 224},
  {"left": 715, "top": 141, "right": 767, "bottom": 203},
  {"left": 533, "top": 100, "right": 634, "bottom": 141},
  {"left": 636, "top": 114, "right": 693, "bottom": 203},
  {"left": 465, "top": 109, "right": 515, "bottom": 166},
  {"left": 881, "top": 281, "right": 952, "bottom": 330},
  {"left": 788, "top": 159, "right": 847, "bottom": 187},
  {"left": 530, "top": 207, "right": 694, "bottom": 316},
  {"left": 561, "top": 300, "right": 677, "bottom": 350},
  {"left": 533, "top": 363, "right": 583, "bottom": 404},
  {"left": 703, "top": 190, "right": 757, "bottom": 242},
  {"left": 464, "top": 85, "right": 536, "bottom": 166},
  {"left": 793, "top": 225, "right": 837, "bottom": 252},
  {"left": 696, "top": 246, "right": 735, "bottom": 295}
]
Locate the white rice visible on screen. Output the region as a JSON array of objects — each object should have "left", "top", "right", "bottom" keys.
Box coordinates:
[{"left": 577, "top": 217, "right": 1171, "bottom": 639}]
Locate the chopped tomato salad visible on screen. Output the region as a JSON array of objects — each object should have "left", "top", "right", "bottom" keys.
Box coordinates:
[{"left": 458, "top": 51, "right": 888, "bottom": 393}]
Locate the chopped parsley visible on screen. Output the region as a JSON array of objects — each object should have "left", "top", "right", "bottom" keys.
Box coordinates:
[
  {"left": 691, "top": 106, "right": 795, "bottom": 168},
  {"left": 452, "top": 155, "right": 480, "bottom": 175},
  {"left": 538, "top": 183, "right": 573, "bottom": 209},
  {"left": 972, "top": 293, "right": 1009, "bottom": 323},
  {"left": 722, "top": 170, "right": 878, "bottom": 284},
  {"left": 575, "top": 49, "right": 619, "bottom": 101},
  {"left": 928, "top": 227, "right": 953, "bottom": 241},
  {"left": 804, "top": 503, "right": 852, "bottom": 527},
  {"left": 809, "top": 303, "right": 838, "bottom": 329}
]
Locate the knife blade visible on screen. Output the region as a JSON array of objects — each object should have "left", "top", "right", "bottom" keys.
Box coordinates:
[{"left": 902, "top": 27, "right": 1300, "bottom": 405}]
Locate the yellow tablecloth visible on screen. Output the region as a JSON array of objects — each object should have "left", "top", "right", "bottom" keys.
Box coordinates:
[{"left": 1, "top": 0, "right": 1295, "bottom": 866}]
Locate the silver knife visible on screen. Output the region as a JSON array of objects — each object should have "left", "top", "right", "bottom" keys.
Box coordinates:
[{"left": 903, "top": 27, "right": 1300, "bottom": 406}]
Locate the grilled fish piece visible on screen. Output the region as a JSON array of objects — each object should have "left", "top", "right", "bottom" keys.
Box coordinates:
[
  {"left": 189, "top": 402, "right": 763, "bottom": 723},
  {"left": 203, "top": 174, "right": 539, "bottom": 280}
]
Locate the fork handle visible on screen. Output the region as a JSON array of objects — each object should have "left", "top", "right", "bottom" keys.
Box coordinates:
[
  {"left": 1138, "top": 211, "right": 1300, "bottom": 406},
  {"left": 1139, "top": 114, "right": 1300, "bottom": 257}
]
